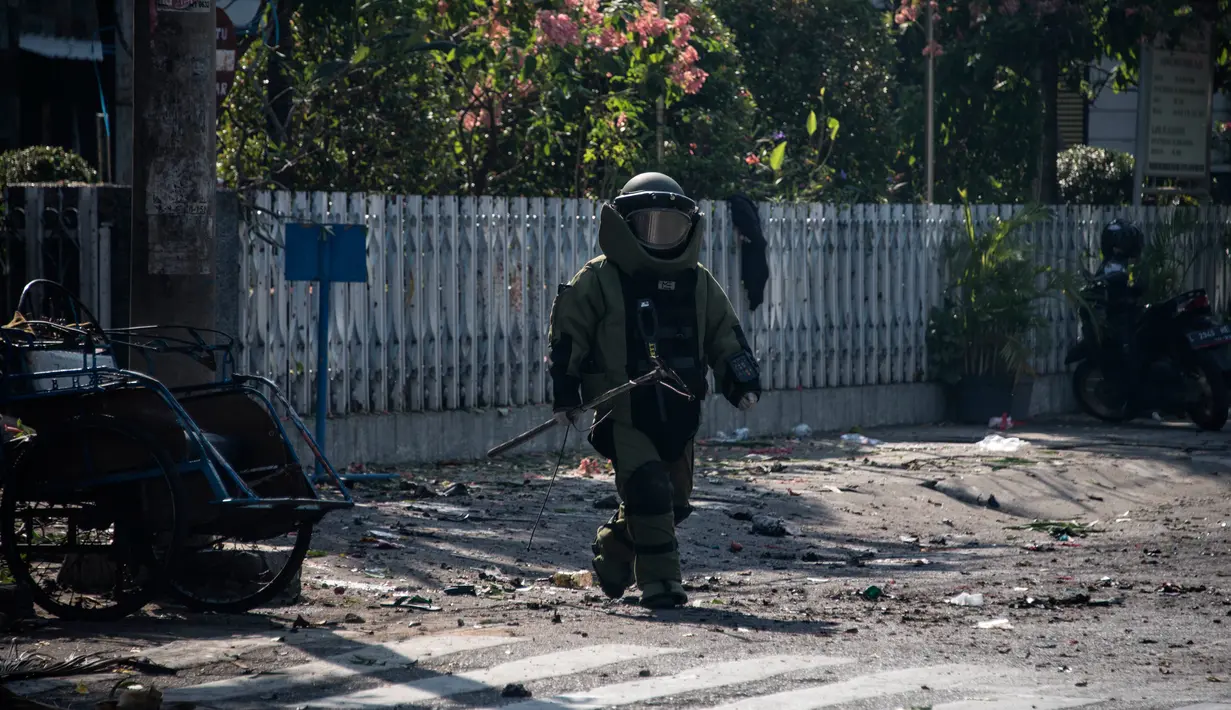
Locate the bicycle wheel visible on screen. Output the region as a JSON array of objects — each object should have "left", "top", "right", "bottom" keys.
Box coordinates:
[
  {"left": 1, "top": 415, "right": 185, "bottom": 621},
  {"left": 166, "top": 520, "right": 313, "bottom": 614}
]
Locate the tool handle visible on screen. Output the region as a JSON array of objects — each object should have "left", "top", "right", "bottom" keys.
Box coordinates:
[
  {"left": 486, "top": 417, "right": 558, "bottom": 458},
  {"left": 485, "top": 368, "right": 666, "bottom": 459}
]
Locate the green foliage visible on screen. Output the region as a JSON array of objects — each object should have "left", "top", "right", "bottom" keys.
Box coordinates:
[
  {"left": 1132, "top": 209, "right": 1207, "bottom": 304},
  {"left": 1057, "top": 145, "right": 1135, "bottom": 206},
  {"left": 0, "top": 146, "right": 97, "bottom": 188},
  {"left": 926, "top": 197, "right": 1084, "bottom": 384},
  {"left": 710, "top": 0, "right": 899, "bottom": 202},
  {"left": 219, "top": 0, "right": 756, "bottom": 198},
  {"left": 888, "top": 0, "right": 1230, "bottom": 205}
]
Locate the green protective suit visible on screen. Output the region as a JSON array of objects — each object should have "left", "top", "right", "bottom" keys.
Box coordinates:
[{"left": 547, "top": 203, "right": 761, "bottom": 608}]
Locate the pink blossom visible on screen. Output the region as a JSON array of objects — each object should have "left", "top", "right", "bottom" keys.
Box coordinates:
[
  {"left": 1000, "top": 0, "right": 1020, "bottom": 15},
  {"left": 536, "top": 10, "right": 581, "bottom": 46},
  {"left": 514, "top": 78, "right": 535, "bottom": 98},
  {"left": 673, "top": 12, "right": 691, "bottom": 28},
  {"left": 589, "top": 26, "right": 628, "bottom": 51},
  {"left": 437, "top": 0, "right": 448, "bottom": 13},
  {"left": 581, "top": 0, "right": 603, "bottom": 26},
  {"left": 921, "top": 39, "right": 944, "bottom": 57},
  {"left": 616, "top": 112, "right": 628, "bottom": 128},
  {"left": 745, "top": 153, "right": 760, "bottom": 166},
  {"left": 629, "top": 0, "right": 668, "bottom": 47},
  {"left": 565, "top": 0, "right": 580, "bottom": 7},
  {"left": 669, "top": 49, "right": 707, "bottom": 95},
  {"left": 487, "top": 19, "right": 510, "bottom": 45},
  {"left": 894, "top": 2, "right": 920, "bottom": 25}
]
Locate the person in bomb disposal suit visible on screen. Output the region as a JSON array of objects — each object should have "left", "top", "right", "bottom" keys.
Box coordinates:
[{"left": 547, "top": 172, "right": 762, "bottom": 609}]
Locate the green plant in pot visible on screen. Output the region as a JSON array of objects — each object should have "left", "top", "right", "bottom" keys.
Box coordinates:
[{"left": 925, "top": 193, "right": 1083, "bottom": 424}]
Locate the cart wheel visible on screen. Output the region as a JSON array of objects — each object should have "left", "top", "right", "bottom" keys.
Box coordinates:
[
  {"left": 166, "top": 521, "right": 313, "bottom": 614},
  {"left": 0, "top": 415, "right": 185, "bottom": 621}
]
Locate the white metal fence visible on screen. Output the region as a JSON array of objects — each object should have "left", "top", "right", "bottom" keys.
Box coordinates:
[{"left": 237, "top": 192, "right": 1231, "bottom": 417}]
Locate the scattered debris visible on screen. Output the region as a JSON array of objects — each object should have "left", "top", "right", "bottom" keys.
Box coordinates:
[
  {"left": 400, "top": 481, "right": 439, "bottom": 498},
  {"left": 551, "top": 571, "right": 593, "bottom": 590},
  {"left": 976, "top": 434, "right": 1028, "bottom": 453},
  {"left": 1157, "top": 583, "right": 1207, "bottom": 595},
  {"left": 443, "top": 585, "right": 477, "bottom": 596},
  {"left": 840, "top": 433, "right": 882, "bottom": 446},
  {"left": 443, "top": 482, "right": 470, "bottom": 497},
  {"left": 947, "top": 592, "right": 984, "bottom": 607},
  {"left": 714, "top": 428, "right": 751, "bottom": 443},
  {"left": 861, "top": 585, "right": 883, "bottom": 601},
  {"left": 919, "top": 479, "right": 1000, "bottom": 509},
  {"left": 750, "top": 515, "right": 788, "bottom": 537},
  {"left": 501, "top": 683, "right": 533, "bottom": 698},
  {"left": 726, "top": 509, "right": 754, "bottom": 522},
  {"left": 343, "top": 613, "right": 366, "bottom": 624},
  {"left": 1011, "top": 594, "right": 1123, "bottom": 610},
  {"left": 791, "top": 423, "right": 813, "bottom": 439},
  {"left": 975, "top": 618, "right": 1013, "bottom": 630},
  {"left": 1011, "top": 520, "right": 1100, "bottom": 539},
  {"left": 729, "top": 541, "right": 743, "bottom": 553}
]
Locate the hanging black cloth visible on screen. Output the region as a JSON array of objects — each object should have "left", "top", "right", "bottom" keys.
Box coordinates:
[{"left": 726, "top": 194, "right": 768, "bottom": 311}]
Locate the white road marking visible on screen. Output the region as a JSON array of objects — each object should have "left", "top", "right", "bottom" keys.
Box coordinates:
[
  {"left": 1170, "top": 705, "right": 1231, "bottom": 710},
  {"left": 933, "top": 696, "right": 1105, "bottom": 710},
  {"left": 700, "top": 663, "right": 1000, "bottom": 710},
  {"left": 141, "top": 634, "right": 286, "bottom": 670},
  {"left": 3, "top": 634, "right": 289, "bottom": 697},
  {"left": 164, "top": 634, "right": 519, "bottom": 704},
  {"left": 293, "top": 644, "right": 680, "bottom": 709},
  {"left": 495, "top": 654, "right": 851, "bottom": 710}
]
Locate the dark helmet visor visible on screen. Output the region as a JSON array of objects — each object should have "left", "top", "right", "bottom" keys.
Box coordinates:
[{"left": 627, "top": 208, "right": 694, "bottom": 250}]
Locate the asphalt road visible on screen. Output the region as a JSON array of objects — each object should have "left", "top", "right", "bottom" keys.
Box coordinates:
[{"left": 6, "top": 416, "right": 1231, "bottom": 710}]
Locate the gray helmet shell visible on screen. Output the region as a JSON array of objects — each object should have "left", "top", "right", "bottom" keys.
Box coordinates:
[{"left": 619, "top": 172, "right": 686, "bottom": 197}]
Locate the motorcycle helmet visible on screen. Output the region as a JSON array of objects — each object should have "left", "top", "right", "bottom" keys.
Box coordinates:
[
  {"left": 611, "top": 172, "right": 700, "bottom": 256},
  {"left": 1099, "top": 218, "right": 1144, "bottom": 261}
]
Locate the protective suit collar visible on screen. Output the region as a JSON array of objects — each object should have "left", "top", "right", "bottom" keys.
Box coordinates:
[{"left": 597, "top": 203, "right": 702, "bottom": 277}]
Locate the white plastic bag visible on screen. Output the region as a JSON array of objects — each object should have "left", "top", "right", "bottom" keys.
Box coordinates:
[{"left": 976, "top": 434, "right": 1028, "bottom": 453}]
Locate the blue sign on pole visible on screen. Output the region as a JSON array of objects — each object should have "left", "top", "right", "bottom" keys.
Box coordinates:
[{"left": 284, "top": 224, "right": 395, "bottom": 483}]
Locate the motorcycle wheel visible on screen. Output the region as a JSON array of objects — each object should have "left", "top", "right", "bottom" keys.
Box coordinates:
[
  {"left": 1182, "top": 352, "right": 1229, "bottom": 431},
  {"left": 1072, "top": 360, "right": 1133, "bottom": 423}
]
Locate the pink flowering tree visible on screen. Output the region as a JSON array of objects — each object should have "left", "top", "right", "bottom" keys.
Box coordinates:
[
  {"left": 430, "top": 0, "right": 751, "bottom": 196},
  {"left": 219, "top": 0, "right": 754, "bottom": 197}
]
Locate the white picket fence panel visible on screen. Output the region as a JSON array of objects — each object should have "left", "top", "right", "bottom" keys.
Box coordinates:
[{"left": 237, "top": 193, "right": 1231, "bottom": 416}]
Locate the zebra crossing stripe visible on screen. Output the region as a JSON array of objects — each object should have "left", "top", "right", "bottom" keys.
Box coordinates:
[
  {"left": 292, "top": 644, "right": 680, "bottom": 709},
  {"left": 932, "top": 697, "right": 1105, "bottom": 710},
  {"left": 494, "top": 654, "right": 851, "bottom": 710},
  {"left": 699, "top": 663, "right": 1001, "bottom": 710},
  {"left": 140, "top": 634, "right": 287, "bottom": 670},
  {"left": 163, "top": 634, "right": 520, "bottom": 705}
]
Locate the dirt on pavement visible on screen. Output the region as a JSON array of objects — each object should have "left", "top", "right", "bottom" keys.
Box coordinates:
[{"left": 3, "top": 415, "right": 1230, "bottom": 708}]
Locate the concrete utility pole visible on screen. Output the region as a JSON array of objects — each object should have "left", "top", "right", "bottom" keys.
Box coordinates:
[
  {"left": 131, "top": 0, "right": 217, "bottom": 387},
  {"left": 924, "top": 0, "right": 935, "bottom": 204},
  {"left": 114, "top": 0, "right": 134, "bottom": 185},
  {"left": 656, "top": 0, "right": 665, "bottom": 167}
]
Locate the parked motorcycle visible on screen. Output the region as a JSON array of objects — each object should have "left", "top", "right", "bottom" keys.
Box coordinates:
[{"left": 1066, "top": 274, "right": 1231, "bottom": 431}]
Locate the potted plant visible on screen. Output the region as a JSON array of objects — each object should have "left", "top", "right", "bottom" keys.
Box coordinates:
[{"left": 925, "top": 193, "right": 1081, "bottom": 424}]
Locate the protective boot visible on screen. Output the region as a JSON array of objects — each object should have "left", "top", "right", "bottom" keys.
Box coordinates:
[
  {"left": 624, "top": 477, "right": 684, "bottom": 607},
  {"left": 591, "top": 510, "right": 634, "bottom": 600},
  {"left": 639, "top": 580, "right": 688, "bottom": 609}
]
